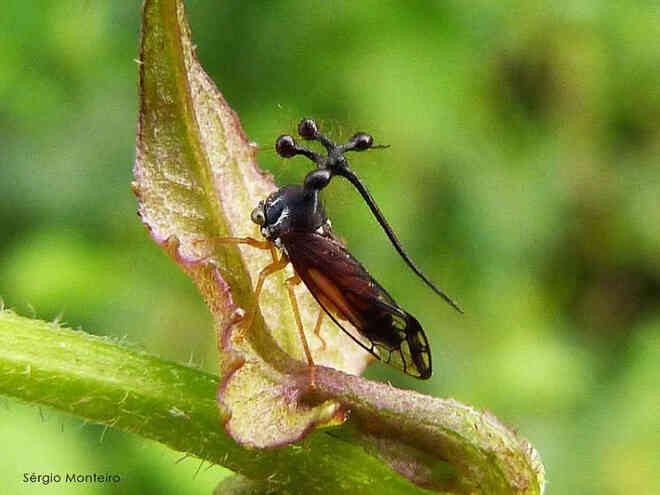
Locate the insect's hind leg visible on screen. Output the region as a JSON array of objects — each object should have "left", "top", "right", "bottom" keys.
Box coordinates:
[
  {"left": 312, "top": 310, "right": 326, "bottom": 351},
  {"left": 285, "top": 273, "right": 315, "bottom": 367}
]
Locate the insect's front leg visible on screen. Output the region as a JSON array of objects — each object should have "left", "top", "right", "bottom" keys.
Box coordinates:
[
  {"left": 193, "top": 236, "right": 271, "bottom": 251},
  {"left": 194, "top": 234, "right": 280, "bottom": 266}
]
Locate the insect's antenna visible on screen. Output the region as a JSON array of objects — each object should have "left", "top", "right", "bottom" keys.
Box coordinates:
[{"left": 337, "top": 167, "right": 463, "bottom": 313}]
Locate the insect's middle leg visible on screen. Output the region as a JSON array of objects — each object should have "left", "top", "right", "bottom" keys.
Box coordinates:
[
  {"left": 285, "top": 273, "right": 314, "bottom": 367},
  {"left": 239, "top": 253, "right": 290, "bottom": 336}
]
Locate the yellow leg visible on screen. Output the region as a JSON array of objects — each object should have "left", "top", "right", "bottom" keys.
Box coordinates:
[
  {"left": 193, "top": 236, "right": 271, "bottom": 251},
  {"left": 194, "top": 235, "right": 279, "bottom": 268},
  {"left": 196, "top": 235, "right": 317, "bottom": 380},
  {"left": 312, "top": 310, "right": 326, "bottom": 351},
  {"left": 285, "top": 274, "right": 314, "bottom": 366},
  {"left": 239, "top": 253, "right": 290, "bottom": 336}
]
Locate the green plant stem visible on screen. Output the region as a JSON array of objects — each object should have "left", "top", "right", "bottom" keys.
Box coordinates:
[
  {"left": 0, "top": 310, "right": 436, "bottom": 495},
  {"left": 213, "top": 475, "right": 273, "bottom": 495}
]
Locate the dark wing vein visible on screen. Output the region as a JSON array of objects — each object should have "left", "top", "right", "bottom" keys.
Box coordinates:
[
  {"left": 283, "top": 231, "right": 432, "bottom": 379},
  {"left": 305, "top": 283, "right": 382, "bottom": 360}
]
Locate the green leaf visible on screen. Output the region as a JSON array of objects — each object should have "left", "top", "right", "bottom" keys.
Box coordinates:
[
  {"left": 0, "top": 310, "right": 434, "bottom": 495},
  {"left": 134, "top": 0, "right": 370, "bottom": 448},
  {"left": 132, "top": 0, "right": 546, "bottom": 492},
  {"left": 0, "top": 307, "right": 545, "bottom": 493}
]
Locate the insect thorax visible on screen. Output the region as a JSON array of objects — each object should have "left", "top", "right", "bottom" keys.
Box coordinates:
[{"left": 253, "top": 185, "right": 328, "bottom": 242}]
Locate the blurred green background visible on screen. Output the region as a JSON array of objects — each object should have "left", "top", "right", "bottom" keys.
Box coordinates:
[{"left": 1, "top": 1, "right": 658, "bottom": 493}]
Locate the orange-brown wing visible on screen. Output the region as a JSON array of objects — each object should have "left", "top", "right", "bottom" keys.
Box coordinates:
[{"left": 283, "top": 231, "right": 432, "bottom": 379}]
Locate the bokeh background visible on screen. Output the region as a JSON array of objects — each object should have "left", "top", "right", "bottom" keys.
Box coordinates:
[{"left": 1, "top": 1, "right": 658, "bottom": 493}]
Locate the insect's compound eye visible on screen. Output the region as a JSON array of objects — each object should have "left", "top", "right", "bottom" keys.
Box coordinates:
[
  {"left": 275, "top": 135, "right": 297, "bottom": 158},
  {"left": 250, "top": 203, "right": 266, "bottom": 225},
  {"left": 298, "top": 118, "right": 318, "bottom": 140},
  {"left": 351, "top": 132, "right": 373, "bottom": 150}
]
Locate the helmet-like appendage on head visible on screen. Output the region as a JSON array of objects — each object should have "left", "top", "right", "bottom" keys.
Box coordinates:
[
  {"left": 249, "top": 167, "right": 333, "bottom": 242},
  {"left": 273, "top": 118, "right": 464, "bottom": 313},
  {"left": 275, "top": 118, "right": 388, "bottom": 177}
]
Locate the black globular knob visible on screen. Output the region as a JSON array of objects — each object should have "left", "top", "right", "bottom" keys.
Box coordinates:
[
  {"left": 352, "top": 132, "right": 373, "bottom": 150},
  {"left": 304, "top": 168, "right": 332, "bottom": 191},
  {"left": 276, "top": 135, "right": 297, "bottom": 158},
  {"left": 298, "top": 118, "right": 319, "bottom": 140}
]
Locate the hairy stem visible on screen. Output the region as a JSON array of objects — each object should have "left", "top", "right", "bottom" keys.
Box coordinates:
[{"left": 0, "top": 310, "right": 434, "bottom": 494}]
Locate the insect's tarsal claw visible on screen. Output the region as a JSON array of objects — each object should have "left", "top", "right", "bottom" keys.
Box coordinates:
[{"left": 308, "top": 365, "right": 317, "bottom": 387}]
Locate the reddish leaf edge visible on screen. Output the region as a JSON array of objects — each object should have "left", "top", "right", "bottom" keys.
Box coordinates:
[{"left": 133, "top": 0, "right": 545, "bottom": 491}]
